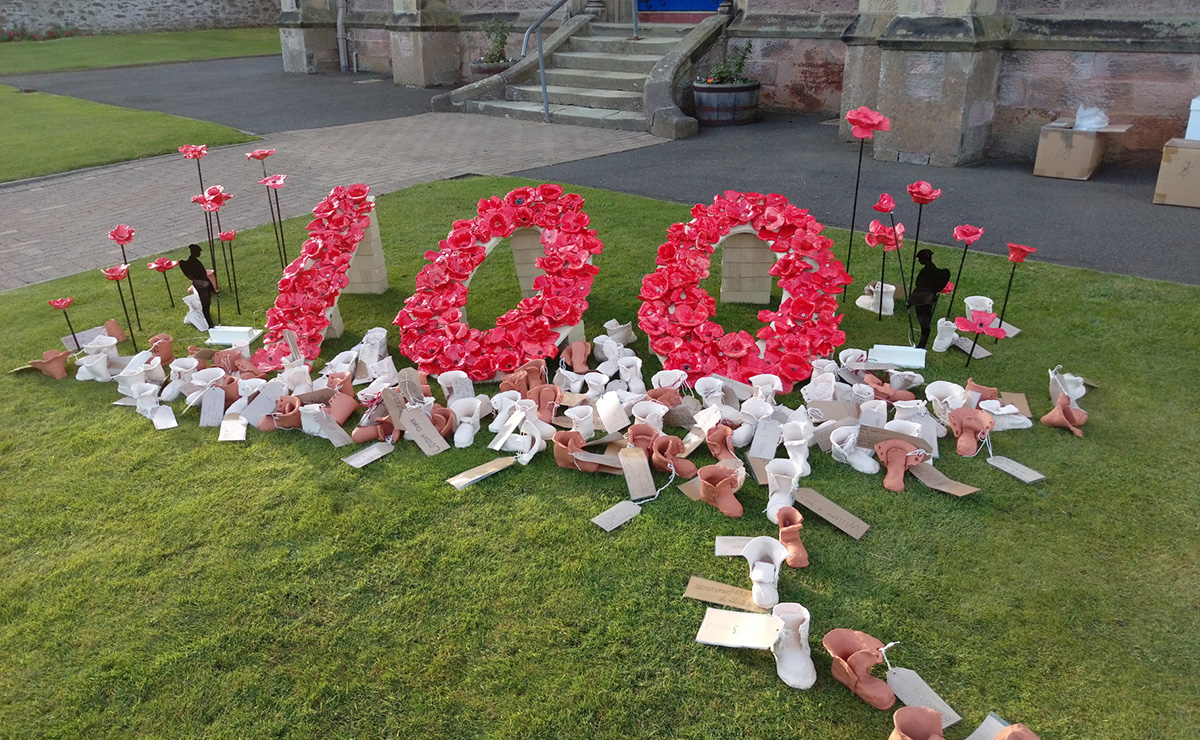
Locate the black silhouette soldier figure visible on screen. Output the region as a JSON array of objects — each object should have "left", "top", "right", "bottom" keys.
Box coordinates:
[
  {"left": 179, "top": 243, "right": 218, "bottom": 329},
  {"left": 909, "top": 249, "right": 951, "bottom": 349}
]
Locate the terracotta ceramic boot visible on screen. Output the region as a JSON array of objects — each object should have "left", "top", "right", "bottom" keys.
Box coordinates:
[
  {"left": 874, "top": 439, "right": 926, "bottom": 492},
  {"left": 776, "top": 505, "right": 809, "bottom": 568},
  {"left": 742, "top": 536, "right": 791, "bottom": 609},
  {"left": 626, "top": 423, "right": 659, "bottom": 456},
  {"left": 186, "top": 345, "right": 210, "bottom": 370},
  {"left": 765, "top": 459, "right": 799, "bottom": 524},
  {"left": 865, "top": 373, "right": 917, "bottom": 403},
  {"left": 772, "top": 602, "right": 816, "bottom": 689},
  {"left": 646, "top": 386, "right": 682, "bottom": 409},
  {"left": 515, "top": 359, "right": 547, "bottom": 386},
  {"left": 30, "top": 350, "right": 71, "bottom": 380},
  {"left": 561, "top": 340, "right": 591, "bottom": 374},
  {"left": 706, "top": 424, "right": 737, "bottom": 462},
  {"left": 931, "top": 319, "right": 958, "bottom": 353},
  {"left": 890, "top": 706, "right": 946, "bottom": 740},
  {"left": 149, "top": 334, "right": 174, "bottom": 366},
  {"left": 257, "top": 396, "right": 303, "bottom": 431},
  {"left": 212, "top": 348, "right": 244, "bottom": 375},
  {"left": 698, "top": 464, "right": 745, "bottom": 518},
  {"left": 948, "top": 407, "right": 995, "bottom": 456},
  {"left": 821, "top": 628, "right": 896, "bottom": 710},
  {"left": 328, "top": 391, "right": 361, "bottom": 425},
  {"left": 565, "top": 405, "right": 595, "bottom": 438},
  {"left": 450, "top": 397, "right": 484, "bottom": 447},
  {"left": 499, "top": 369, "right": 531, "bottom": 396},
  {"left": 215, "top": 373, "right": 241, "bottom": 409},
  {"left": 529, "top": 383, "right": 563, "bottom": 424},
  {"left": 632, "top": 399, "right": 668, "bottom": 431},
  {"left": 430, "top": 405, "right": 456, "bottom": 438},
  {"left": 966, "top": 377, "right": 999, "bottom": 404},
  {"left": 103, "top": 318, "right": 128, "bottom": 342},
  {"left": 1040, "top": 392, "right": 1087, "bottom": 437},
  {"left": 324, "top": 371, "right": 355, "bottom": 397},
  {"left": 351, "top": 415, "right": 398, "bottom": 444},
  {"left": 553, "top": 430, "right": 600, "bottom": 472},
  {"left": 650, "top": 434, "right": 697, "bottom": 478},
  {"left": 994, "top": 724, "right": 1042, "bottom": 740}
]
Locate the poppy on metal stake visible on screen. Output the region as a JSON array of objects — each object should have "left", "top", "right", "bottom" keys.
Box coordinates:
[
  {"left": 996, "top": 243, "right": 1037, "bottom": 343},
  {"left": 945, "top": 224, "right": 983, "bottom": 320}
]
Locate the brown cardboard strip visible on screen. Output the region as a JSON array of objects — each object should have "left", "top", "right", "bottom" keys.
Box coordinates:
[
  {"left": 446, "top": 456, "right": 517, "bottom": 489},
  {"left": 909, "top": 464, "right": 979, "bottom": 497},
  {"left": 999, "top": 391, "right": 1032, "bottom": 418},
  {"left": 793, "top": 487, "right": 870, "bottom": 539},
  {"left": 591, "top": 499, "right": 641, "bottom": 531},
  {"left": 986, "top": 455, "right": 1046, "bottom": 484},
  {"left": 695, "top": 607, "right": 782, "bottom": 649},
  {"left": 683, "top": 576, "right": 767, "bottom": 613},
  {"left": 855, "top": 424, "right": 933, "bottom": 454},
  {"left": 808, "top": 400, "right": 860, "bottom": 423},
  {"left": 583, "top": 432, "right": 626, "bottom": 448},
  {"left": 342, "top": 441, "right": 394, "bottom": 468},
  {"left": 747, "top": 456, "right": 771, "bottom": 486},
  {"left": 813, "top": 417, "right": 859, "bottom": 453},
  {"left": 619, "top": 447, "right": 658, "bottom": 501},
  {"left": 400, "top": 408, "right": 451, "bottom": 456},
  {"left": 714, "top": 536, "right": 754, "bottom": 556}
]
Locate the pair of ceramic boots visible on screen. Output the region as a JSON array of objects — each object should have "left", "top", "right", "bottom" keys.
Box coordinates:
[
  {"left": 1041, "top": 365, "right": 1088, "bottom": 437},
  {"left": 889, "top": 706, "right": 1041, "bottom": 740},
  {"left": 259, "top": 373, "right": 361, "bottom": 436}
]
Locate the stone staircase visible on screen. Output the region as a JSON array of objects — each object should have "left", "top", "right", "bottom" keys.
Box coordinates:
[{"left": 463, "top": 22, "right": 694, "bottom": 132}]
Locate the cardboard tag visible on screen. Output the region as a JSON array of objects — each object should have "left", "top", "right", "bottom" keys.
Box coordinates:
[
  {"left": 709, "top": 374, "right": 754, "bottom": 401},
  {"left": 217, "top": 412, "right": 246, "bottom": 440},
  {"left": 281, "top": 329, "right": 302, "bottom": 366},
  {"left": 381, "top": 387, "right": 407, "bottom": 422},
  {"left": 342, "top": 441, "right": 394, "bottom": 468},
  {"left": 446, "top": 456, "right": 516, "bottom": 489},
  {"left": 808, "top": 401, "right": 860, "bottom": 423},
  {"left": 151, "top": 406, "right": 178, "bottom": 430},
  {"left": 314, "top": 411, "right": 354, "bottom": 447},
  {"left": 951, "top": 335, "right": 992, "bottom": 359},
  {"left": 813, "top": 417, "right": 859, "bottom": 453},
  {"left": 909, "top": 464, "right": 979, "bottom": 497},
  {"left": 990, "top": 317, "right": 1020, "bottom": 337},
  {"left": 487, "top": 411, "right": 524, "bottom": 451},
  {"left": 444, "top": 373, "right": 474, "bottom": 403},
  {"left": 681, "top": 406, "right": 723, "bottom": 456},
  {"left": 199, "top": 387, "right": 226, "bottom": 427},
  {"left": 678, "top": 477, "right": 703, "bottom": 501},
  {"left": 560, "top": 392, "right": 588, "bottom": 407},
  {"left": 618, "top": 447, "right": 658, "bottom": 501},
  {"left": 747, "top": 456, "right": 771, "bottom": 486},
  {"left": 240, "top": 382, "right": 286, "bottom": 427},
  {"left": 963, "top": 712, "right": 1011, "bottom": 740},
  {"left": 62, "top": 325, "right": 108, "bottom": 351},
  {"left": 583, "top": 431, "right": 625, "bottom": 448},
  {"left": 748, "top": 419, "right": 782, "bottom": 461},
  {"left": 793, "top": 487, "right": 870, "bottom": 539},
  {"left": 400, "top": 408, "right": 451, "bottom": 456},
  {"left": 683, "top": 576, "right": 767, "bottom": 614},
  {"left": 715, "top": 536, "right": 754, "bottom": 556},
  {"left": 663, "top": 396, "right": 700, "bottom": 430},
  {"left": 999, "top": 391, "right": 1032, "bottom": 418},
  {"left": 868, "top": 345, "right": 926, "bottom": 369},
  {"left": 843, "top": 359, "right": 896, "bottom": 372},
  {"left": 595, "top": 392, "right": 631, "bottom": 433},
  {"left": 571, "top": 450, "right": 624, "bottom": 470},
  {"left": 352, "top": 353, "right": 372, "bottom": 383},
  {"left": 591, "top": 499, "right": 641, "bottom": 531},
  {"left": 986, "top": 455, "right": 1046, "bottom": 483},
  {"left": 888, "top": 667, "right": 962, "bottom": 729},
  {"left": 854, "top": 424, "right": 933, "bottom": 454},
  {"left": 695, "top": 608, "right": 780, "bottom": 648},
  {"left": 397, "top": 367, "right": 425, "bottom": 404},
  {"left": 295, "top": 388, "right": 335, "bottom": 406}
]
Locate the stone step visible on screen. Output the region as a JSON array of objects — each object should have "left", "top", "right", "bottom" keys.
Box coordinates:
[
  {"left": 549, "top": 51, "right": 662, "bottom": 74},
  {"left": 466, "top": 100, "right": 649, "bottom": 132},
  {"left": 543, "top": 68, "right": 646, "bottom": 92},
  {"left": 567, "top": 35, "right": 678, "bottom": 55},
  {"left": 508, "top": 84, "right": 644, "bottom": 113},
  {"left": 588, "top": 22, "right": 694, "bottom": 38}
]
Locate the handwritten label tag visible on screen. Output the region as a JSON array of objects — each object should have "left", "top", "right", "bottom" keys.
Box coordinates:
[
  {"left": 381, "top": 387, "right": 407, "bottom": 422},
  {"left": 710, "top": 374, "right": 753, "bottom": 401},
  {"left": 583, "top": 431, "right": 625, "bottom": 448},
  {"left": 951, "top": 335, "right": 992, "bottom": 359},
  {"left": 400, "top": 408, "right": 450, "bottom": 456},
  {"left": 986, "top": 455, "right": 1046, "bottom": 483},
  {"left": 999, "top": 391, "right": 1032, "bottom": 418},
  {"left": 909, "top": 464, "right": 979, "bottom": 497},
  {"left": 663, "top": 396, "right": 700, "bottom": 430},
  {"left": 560, "top": 392, "right": 588, "bottom": 407},
  {"left": 283, "top": 330, "right": 301, "bottom": 364},
  {"left": 397, "top": 368, "right": 425, "bottom": 404},
  {"left": 813, "top": 417, "right": 859, "bottom": 453},
  {"left": 681, "top": 405, "right": 723, "bottom": 456},
  {"left": 595, "top": 392, "right": 631, "bottom": 433},
  {"left": 618, "top": 447, "right": 658, "bottom": 501},
  {"left": 793, "top": 487, "right": 870, "bottom": 539},
  {"left": 487, "top": 410, "right": 524, "bottom": 451},
  {"left": 61, "top": 325, "right": 107, "bottom": 351},
  {"left": 240, "top": 381, "right": 285, "bottom": 427},
  {"left": 199, "top": 387, "right": 226, "bottom": 427},
  {"left": 808, "top": 400, "right": 860, "bottom": 423},
  {"left": 571, "top": 450, "right": 624, "bottom": 473},
  {"left": 748, "top": 419, "right": 782, "bottom": 461},
  {"left": 591, "top": 499, "right": 641, "bottom": 531},
  {"left": 217, "top": 411, "right": 246, "bottom": 440},
  {"left": 695, "top": 607, "right": 781, "bottom": 648},
  {"left": 747, "top": 456, "right": 771, "bottom": 486},
  {"left": 854, "top": 424, "right": 933, "bottom": 454},
  {"left": 444, "top": 373, "right": 473, "bottom": 403},
  {"left": 314, "top": 411, "right": 354, "bottom": 447},
  {"left": 888, "top": 667, "right": 962, "bottom": 729},
  {"left": 295, "top": 388, "right": 335, "bottom": 406},
  {"left": 342, "top": 441, "right": 394, "bottom": 468},
  {"left": 151, "top": 406, "right": 178, "bottom": 430},
  {"left": 446, "top": 457, "right": 516, "bottom": 489},
  {"left": 678, "top": 477, "right": 703, "bottom": 501},
  {"left": 715, "top": 536, "right": 754, "bottom": 556},
  {"left": 683, "top": 576, "right": 768, "bottom": 614},
  {"left": 963, "top": 712, "right": 1011, "bottom": 740}
]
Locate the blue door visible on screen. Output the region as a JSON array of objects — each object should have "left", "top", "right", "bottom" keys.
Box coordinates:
[{"left": 637, "top": 0, "right": 721, "bottom": 11}]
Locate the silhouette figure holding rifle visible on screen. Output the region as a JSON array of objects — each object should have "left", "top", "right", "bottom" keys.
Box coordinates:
[{"left": 179, "top": 243, "right": 218, "bottom": 329}]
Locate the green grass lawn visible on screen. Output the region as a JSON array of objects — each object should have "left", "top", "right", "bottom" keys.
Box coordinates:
[
  {"left": 0, "top": 176, "right": 1197, "bottom": 739},
  {"left": 0, "top": 28, "right": 281, "bottom": 75},
  {"left": 0, "top": 85, "right": 256, "bottom": 183}
]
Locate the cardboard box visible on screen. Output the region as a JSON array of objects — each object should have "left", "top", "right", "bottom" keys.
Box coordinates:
[
  {"left": 1033, "top": 118, "right": 1132, "bottom": 181},
  {"left": 1153, "top": 138, "right": 1200, "bottom": 209}
]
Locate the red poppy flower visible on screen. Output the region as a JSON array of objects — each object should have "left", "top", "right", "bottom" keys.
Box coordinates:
[
  {"left": 245, "top": 148, "right": 276, "bottom": 160},
  {"left": 955, "top": 310, "right": 1007, "bottom": 339},
  {"left": 48, "top": 297, "right": 75, "bottom": 309},
  {"left": 219, "top": 231, "right": 236, "bottom": 242},
  {"left": 345, "top": 183, "right": 370, "bottom": 203},
  {"left": 940, "top": 282, "right": 954, "bottom": 294},
  {"left": 536, "top": 183, "right": 563, "bottom": 201},
  {"left": 147, "top": 258, "right": 177, "bottom": 272},
  {"left": 108, "top": 224, "right": 135, "bottom": 245},
  {"left": 845, "top": 107, "right": 890, "bottom": 139},
  {"left": 1007, "top": 243, "right": 1037, "bottom": 263},
  {"left": 907, "top": 180, "right": 942, "bottom": 205},
  {"left": 178, "top": 144, "right": 207, "bottom": 159},
  {"left": 871, "top": 193, "right": 896, "bottom": 213},
  {"left": 101, "top": 264, "right": 129, "bottom": 281},
  {"left": 259, "top": 174, "right": 287, "bottom": 189},
  {"left": 954, "top": 224, "right": 984, "bottom": 245},
  {"left": 204, "top": 185, "right": 233, "bottom": 207}
]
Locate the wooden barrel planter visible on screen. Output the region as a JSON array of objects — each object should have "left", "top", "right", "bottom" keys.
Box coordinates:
[
  {"left": 471, "top": 61, "right": 512, "bottom": 81},
  {"left": 693, "top": 81, "right": 761, "bottom": 126}
]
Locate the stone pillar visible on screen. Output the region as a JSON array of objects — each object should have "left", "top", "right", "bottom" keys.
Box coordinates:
[
  {"left": 279, "top": 0, "right": 340, "bottom": 74},
  {"left": 390, "top": 0, "right": 461, "bottom": 87}
]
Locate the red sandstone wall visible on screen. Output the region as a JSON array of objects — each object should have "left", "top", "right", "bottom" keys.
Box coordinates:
[{"left": 748, "top": 37, "right": 847, "bottom": 114}]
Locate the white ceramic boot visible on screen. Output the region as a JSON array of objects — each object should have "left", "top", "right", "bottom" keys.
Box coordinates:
[
  {"left": 781, "top": 423, "right": 813, "bottom": 475},
  {"left": 437, "top": 370, "right": 473, "bottom": 406},
  {"left": 854, "top": 281, "right": 895, "bottom": 316},
  {"left": 980, "top": 399, "right": 1033, "bottom": 431},
  {"left": 160, "top": 357, "right": 199, "bottom": 401},
  {"left": 772, "top": 603, "right": 817, "bottom": 690},
  {"left": 742, "top": 536, "right": 791, "bottom": 609},
  {"left": 83, "top": 334, "right": 119, "bottom": 362},
  {"left": 450, "top": 397, "right": 483, "bottom": 447},
  {"left": 518, "top": 399, "right": 556, "bottom": 440},
  {"left": 227, "top": 378, "right": 266, "bottom": 415},
  {"left": 75, "top": 352, "right": 113, "bottom": 382},
  {"left": 765, "top": 459, "right": 799, "bottom": 524},
  {"left": 592, "top": 334, "right": 620, "bottom": 364},
  {"left": 182, "top": 291, "right": 209, "bottom": 332},
  {"left": 857, "top": 400, "right": 888, "bottom": 430},
  {"left": 800, "top": 372, "right": 836, "bottom": 405},
  {"left": 115, "top": 351, "right": 153, "bottom": 397},
  {"left": 888, "top": 371, "right": 924, "bottom": 392},
  {"left": 354, "top": 327, "right": 388, "bottom": 365},
  {"left": 851, "top": 383, "right": 874, "bottom": 407},
  {"left": 321, "top": 350, "right": 359, "bottom": 377},
  {"left": 300, "top": 404, "right": 330, "bottom": 438},
  {"left": 618, "top": 356, "right": 646, "bottom": 395},
  {"left": 750, "top": 374, "right": 784, "bottom": 406},
  {"left": 932, "top": 319, "right": 958, "bottom": 353},
  {"left": 695, "top": 376, "right": 726, "bottom": 408},
  {"left": 1049, "top": 364, "right": 1087, "bottom": 404},
  {"left": 964, "top": 295, "right": 994, "bottom": 314},
  {"left": 553, "top": 367, "right": 586, "bottom": 394},
  {"left": 631, "top": 400, "right": 667, "bottom": 431},
  {"left": 604, "top": 319, "right": 636, "bottom": 346},
  {"left": 367, "top": 356, "right": 398, "bottom": 384},
  {"left": 488, "top": 390, "right": 523, "bottom": 433},
  {"left": 732, "top": 398, "right": 773, "bottom": 448},
  {"left": 830, "top": 425, "right": 880, "bottom": 475},
  {"left": 584, "top": 371, "right": 610, "bottom": 401},
  {"left": 894, "top": 399, "right": 946, "bottom": 438},
  {"left": 280, "top": 364, "right": 313, "bottom": 395},
  {"left": 651, "top": 369, "right": 688, "bottom": 390},
  {"left": 565, "top": 406, "right": 595, "bottom": 439},
  {"left": 132, "top": 382, "right": 161, "bottom": 419},
  {"left": 926, "top": 381, "right": 967, "bottom": 425},
  {"left": 810, "top": 358, "right": 839, "bottom": 378}
]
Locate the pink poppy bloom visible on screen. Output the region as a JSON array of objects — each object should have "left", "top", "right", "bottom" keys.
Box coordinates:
[
  {"left": 48, "top": 297, "right": 75, "bottom": 309},
  {"left": 954, "top": 224, "right": 984, "bottom": 245},
  {"left": 536, "top": 183, "right": 563, "bottom": 201},
  {"left": 345, "top": 183, "right": 370, "bottom": 203},
  {"left": 955, "top": 310, "right": 1007, "bottom": 339},
  {"left": 259, "top": 174, "right": 287, "bottom": 189},
  {"left": 865, "top": 219, "right": 898, "bottom": 250},
  {"left": 245, "top": 148, "right": 276, "bottom": 160},
  {"left": 1007, "top": 243, "right": 1037, "bottom": 263},
  {"left": 871, "top": 193, "right": 896, "bottom": 213},
  {"left": 940, "top": 282, "right": 955, "bottom": 295},
  {"left": 845, "top": 107, "right": 890, "bottom": 139},
  {"left": 219, "top": 231, "right": 237, "bottom": 242},
  {"left": 178, "top": 144, "right": 207, "bottom": 159},
  {"left": 204, "top": 185, "right": 233, "bottom": 207},
  {"left": 147, "top": 258, "right": 178, "bottom": 272},
  {"left": 466, "top": 354, "right": 498, "bottom": 381},
  {"left": 907, "top": 180, "right": 942, "bottom": 205},
  {"left": 108, "top": 224, "right": 135, "bottom": 245},
  {"left": 101, "top": 264, "right": 129, "bottom": 281}
]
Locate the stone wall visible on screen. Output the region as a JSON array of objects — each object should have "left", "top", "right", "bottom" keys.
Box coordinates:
[
  {"left": 997, "top": 0, "right": 1192, "bottom": 15},
  {"left": 0, "top": 0, "right": 279, "bottom": 34},
  {"left": 749, "top": 37, "right": 847, "bottom": 114}
]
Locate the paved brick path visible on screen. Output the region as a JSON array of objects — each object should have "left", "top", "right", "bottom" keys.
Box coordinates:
[{"left": 0, "top": 113, "right": 661, "bottom": 292}]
